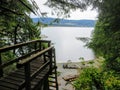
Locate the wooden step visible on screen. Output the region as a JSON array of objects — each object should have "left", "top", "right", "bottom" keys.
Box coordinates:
[
  {"left": 0, "top": 86, "right": 13, "bottom": 90},
  {"left": 49, "top": 76, "right": 56, "bottom": 78},
  {"left": 49, "top": 84, "right": 57, "bottom": 88},
  {"left": 49, "top": 80, "right": 56, "bottom": 83},
  {"left": 0, "top": 80, "right": 19, "bottom": 89}
]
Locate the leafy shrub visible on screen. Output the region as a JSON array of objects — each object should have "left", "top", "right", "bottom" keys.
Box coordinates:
[
  {"left": 73, "top": 67, "right": 120, "bottom": 90},
  {"left": 1, "top": 51, "right": 16, "bottom": 75},
  {"left": 101, "top": 71, "right": 120, "bottom": 90},
  {"left": 73, "top": 67, "right": 101, "bottom": 90}
]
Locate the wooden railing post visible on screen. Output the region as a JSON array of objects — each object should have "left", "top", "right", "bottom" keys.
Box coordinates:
[
  {"left": 48, "top": 41, "right": 51, "bottom": 47},
  {"left": 43, "top": 47, "right": 47, "bottom": 63},
  {"left": 53, "top": 48, "right": 59, "bottom": 90},
  {"left": 43, "top": 75, "right": 49, "bottom": 90},
  {"left": 0, "top": 53, "right": 3, "bottom": 77},
  {"left": 39, "top": 41, "right": 42, "bottom": 51},
  {"left": 34, "top": 42, "right": 37, "bottom": 50},
  {"left": 49, "top": 48, "right": 53, "bottom": 75},
  {"left": 24, "top": 63, "right": 31, "bottom": 90}
]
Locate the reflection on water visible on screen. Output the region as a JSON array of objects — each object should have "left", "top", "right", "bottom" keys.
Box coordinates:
[{"left": 41, "top": 27, "right": 95, "bottom": 63}]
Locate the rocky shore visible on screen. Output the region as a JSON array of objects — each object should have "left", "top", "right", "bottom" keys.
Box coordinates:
[
  {"left": 57, "top": 63, "right": 78, "bottom": 90},
  {"left": 56, "top": 59, "right": 101, "bottom": 90}
]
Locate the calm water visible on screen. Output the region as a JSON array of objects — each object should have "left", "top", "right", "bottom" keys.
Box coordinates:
[{"left": 41, "top": 27, "right": 95, "bottom": 63}]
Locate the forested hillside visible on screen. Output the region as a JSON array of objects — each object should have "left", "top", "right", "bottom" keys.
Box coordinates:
[{"left": 32, "top": 17, "right": 96, "bottom": 27}]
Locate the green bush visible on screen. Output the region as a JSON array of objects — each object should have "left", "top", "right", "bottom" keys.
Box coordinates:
[
  {"left": 74, "top": 67, "right": 120, "bottom": 90},
  {"left": 74, "top": 67, "right": 102, "bottom": 90},
  {"left": 101, "top": 71, "right": 120, "bottom": 90},
  {"left": 1, "top": 51, "right": 16, "bottom": 75}
]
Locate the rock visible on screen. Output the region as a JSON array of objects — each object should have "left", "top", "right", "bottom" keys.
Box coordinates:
[{"left": 63, "top": 75, "right": 78, "bottom": 81}]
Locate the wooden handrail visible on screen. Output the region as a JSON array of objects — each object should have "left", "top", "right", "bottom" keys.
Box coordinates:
[
  {"left": 0, "top": 40, "right": 58, "bottom": 90},
  {"left": 31, "top": 60, "right": 50, "bottom": 80},
  {"left": 0, "top": 40, "right": 52, "bottom": 77},
  {"left": 0, "top": 40, "right": 51, "bottom": 69},
  {"left": 17, "top": 46, "right": 54, "bottom": 65},
  {"left": 0, "top": 48, "right": 41, "bottom": 69},
  {"left": 0, "top": 40, "right": 57, "bottom": 90},
  {"left": 0, "top": 40, "right": 51, "bottom": 52}
]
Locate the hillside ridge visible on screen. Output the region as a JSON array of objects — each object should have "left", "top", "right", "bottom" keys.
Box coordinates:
[{"left": 32, "top": 17, "right": 96, "bottom": 27}]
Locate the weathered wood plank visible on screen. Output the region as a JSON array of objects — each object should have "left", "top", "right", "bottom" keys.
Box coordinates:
[
  {"left": 17, "top": 46, "right": 53, "bottom": 65},
  {"left": 0, "top": 86, "right": 13, "bottom": 90},
  {"left": 0, "top": 80, "right": 19, "bottom": 89},
  {"left": 0, "top": 77, "right": 23, "bottom": 85},
  {"left": 0, "top": 40, "right": 56, "bottom": 90}
]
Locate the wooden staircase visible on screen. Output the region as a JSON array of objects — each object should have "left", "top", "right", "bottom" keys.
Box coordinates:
[
  {"left": 49, "top": 48, "right": 58, "bottom": 90},
  {"left": 0, "top": 40, "right": 59, "bottom": 90}
]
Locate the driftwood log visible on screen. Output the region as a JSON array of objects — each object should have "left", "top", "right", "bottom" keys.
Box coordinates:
[{"left": 63, "top": 75, "right": 78, "bottom": 81}]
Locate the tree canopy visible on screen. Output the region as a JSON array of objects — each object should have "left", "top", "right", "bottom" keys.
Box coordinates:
[
  {"left": 0, "top": 0, "right": 42, "bottom": 66},
  {"left": 0, "top": 0, "right": 41, "bottom": 47},
  {"left": 45, "top": 0, "right": 101, "bottom": 18},
  {"left": 88, "top": 0, "right": 120, "bottom": 71}
]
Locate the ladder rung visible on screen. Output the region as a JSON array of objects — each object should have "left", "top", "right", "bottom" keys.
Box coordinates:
[
  {"left": 49, "top": 84, "right": 56, "bottom": 88},
  {"left": 45, "top": 55, "right": 50, "bottom": 57},
  {"left": 51, "top": 71, "right": 56, "bottom": 73},
  {"left": 52, "top": 66, "right": 57, "bottom": 69},
  {"left": 44, "top": 55, "right": 55, "bottom": 57},
  {"left": 49, "top": 76, "right": 55, "bottom": 78},
  {"left": 49, "top": 87, "right": 56, "bottom": 90},
  {"left": 49, "top": 80, "right": 56, "bottom": 83}
]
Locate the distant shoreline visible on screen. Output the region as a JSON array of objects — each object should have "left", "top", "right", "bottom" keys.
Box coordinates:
[
  {"left": 32, "top": 17, "right": 96, "bottom": 27},
  {"left": 47, "top": 25, "right": 94, "bottom": 28}
]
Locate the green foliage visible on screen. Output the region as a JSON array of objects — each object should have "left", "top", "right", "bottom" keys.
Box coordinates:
[
  {"left": 46, "top": 0, "right": 102, "bottom": 18},
  {"left": 74, "top": 66, "right": 120, "bottom": 90},
  {"left": 1, "top": 51, "right": 16, "bottom": 74},
  {"left": 87, "top": 0, "right": 120, "bottom": 71},
  {"left": 0, "top": 0, "right": 42, "bottom": 56},
  {"left": 0, "top": 0, "right": 42, "bottom": 74},
  {"left": 0, "top": 0, "right": 41, "bottom": 47},
  {"left": 101, "top": 71, "right": 120, "bottom": 90},
  {"left": 1, "top": 51, "right": 16, "bottom": 63},
  {"left": 74, "top": 67, "right": 102, "bottom": 90}
]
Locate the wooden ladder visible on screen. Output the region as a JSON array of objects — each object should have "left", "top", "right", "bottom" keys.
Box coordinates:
[{"left": 49, "top": 48, "right": 59, "bottom": 90}]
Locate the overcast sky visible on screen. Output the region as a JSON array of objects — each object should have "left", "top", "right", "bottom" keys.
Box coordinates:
[{"left": 31, "top": 0, "right": 98, "bottom": 20}]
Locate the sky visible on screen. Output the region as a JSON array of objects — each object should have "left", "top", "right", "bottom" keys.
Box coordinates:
[{"left": 31, "top": 0, "right": 98, "bottom": 20}]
